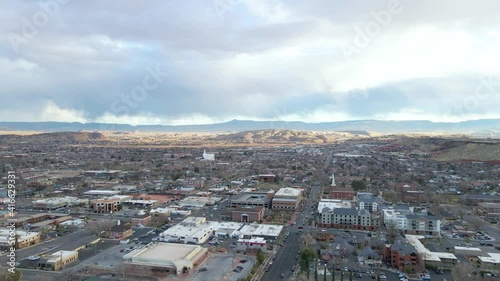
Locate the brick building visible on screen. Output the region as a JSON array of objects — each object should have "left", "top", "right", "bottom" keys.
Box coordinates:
[{"left": 231, "top": 206, "right": 264, "bottom": 223}]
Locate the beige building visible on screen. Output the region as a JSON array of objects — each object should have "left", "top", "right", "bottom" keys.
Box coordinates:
[
  {"left": 124, "top": 243, "right": 209, "bottom": 278},
  {"left": 39, "top": 250, "right": 78, "bottom": 271},
  {"left": 0, "top": 228, "right": 41, "bottom": 250},
  {"left": 272, "top": 187, "right": 303, "bottom": 210}
]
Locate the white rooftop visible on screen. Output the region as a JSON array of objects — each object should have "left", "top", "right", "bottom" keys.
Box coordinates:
[
  {"left": 275, "top": 187, "right": 303, "bottom": 197},
  {"left": 317, "top": 199, "right": 352, "bottom": 213},
  {"left": 478, "top": 253, "right": 500, "bottom": 264},
  {"left": 406, "top": 235, "right": 457, "bottom": 262}
]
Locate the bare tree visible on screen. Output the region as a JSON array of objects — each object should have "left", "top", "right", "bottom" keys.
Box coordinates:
[
  {"left": 59, "top": 268, "right": 80, "bottom": 281},
  {"left": 451, "top": 263, "right": 476, "bottom": 281}
]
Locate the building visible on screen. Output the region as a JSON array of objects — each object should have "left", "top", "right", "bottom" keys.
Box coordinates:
[
  {"left": 357, "top": 193, "right": 379, "bottom": 212},
  {"left": 383, "top": 240, "right": 419, "bottom": 271},
  {"left": 231, "top": 206, "right": 265, "bottom": 223},
  {"left": 317, "top": 199, "right": 352, "bottom": 214},
  {"left": 159, "top": 217, "right": 214, "bottom": 244},
  {"left": 400, "top": 215, "right": 441, "bottom": 236},
  {"left": 179, "top": 196, "right": 221, "bottom": 208},
  {"left": 32, "top": 196, "right": 89, "bottom": 210},
  {"left": 83, "top": 190, "right": 121, "bottom": 197},
  {"left": 236, "top": 237, "right": 267, "bottom": 251},
  {"left": 131, "top": 211, "right": 152, "bottom": 227},
  {"left": 319, "top": 207, "right": 379, "bottom": 231},
  {"left": 331, "top": 187, "right": 356, "bottom": 200},
  {"left": 402, "top": 190, "right": 424, "bottom": 203},
  {"left": 202, "top": 150, "right": 215, "bottom": 161},
  {"left": 478, "top": 202, "right": 500, "bottom": 218},
  {"left": 83, "top": 170, "right": 120, "bottom": 178},
  {"left": 405, "top": 235, "right": 458, "bottom": 269},
  {"left": 478, "top": 253, "right": 500, "bottom": 270},
  {"left": 106, "top": 221, "right": 133, "bottom": 239},
  {"left": 27, "top": 176, "right": 53, "bottom": 188},
  {"left": 272, "top": 187, "right": 303, "bottom": 210},
  {"left": 238, "top": 223, "right": 283, "bottom": 241},
  {"left": 230, "top": 191, "right": 273, "bottom": 209},
  {"left": 39, "top": 250, "right": 78, "bottom": 271},
  {"left": 461, "top": 194, "right": 500, "bottom": 206},
  {"left": 91, "top": 198, "right": 121, "bottom": 213},
  {"left": 257, "top": 174, "right": 276, "bottom": 183},
  {"left": 124, "top": 243, "right": 208, "bottom": 278},
  {"left": 0, "top": 228, "right": 41, "bottom": 250}
]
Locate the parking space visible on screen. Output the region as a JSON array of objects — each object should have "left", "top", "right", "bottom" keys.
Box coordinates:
[{"left": 189, "top": 254, "right": 255, "bottom": 281}]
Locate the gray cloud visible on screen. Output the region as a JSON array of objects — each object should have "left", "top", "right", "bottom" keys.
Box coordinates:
[{"left": 0, "top": 0, "right": 499, "bottom": 124}]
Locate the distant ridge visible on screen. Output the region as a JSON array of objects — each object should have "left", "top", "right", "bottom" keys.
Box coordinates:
[{"left": 0, "top": 119, "right": 499, "bottom": 136}]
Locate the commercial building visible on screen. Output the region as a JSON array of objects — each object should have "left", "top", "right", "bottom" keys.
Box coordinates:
[
  {"left": 231, "top": 206, "right": 265, "bottom": 223},
  {"left": 179, "top": 196, "right": 221, "bottom": 208},
  {"left": 405, "top": 235, "right": 458, "bottom": 269},
  {"left": 236, "top": 237, "right": 267, "bottom": 251},
  {"left": 131, "top": 211, "right": 152, "bottom": 227},
  {"left": 238, "top": 223, "right": 283, "bottom": 240},
  {"left": 159, "top": 217, "right": 215, "bottom": 244},
  {"left": 91, "top": 198, "right": 120, "bottom": 213},
  {"left": 124, "top": 243, "right": 208, "bottom": 278},
  {"left": 331, "top": 187, "right": 356, "bottom": 200},
  {"left": 272, "top": 187, "right": 303, "bottom": 210},
  {"left": 0, "top": 228, "right": 41, "bottom": 250},
  {"left": 383, "top": 240, "right": 419, "bottom": 271},
  {"left": 230, "top": 191, "right": 273, "bottom": 209},
  {"left": 32, "top": 196, "right": 89, "bottom": 210},
  {"left": 39, "top": 250, "right": 78, "bottom": 271},
  {"left": 478, "top": 202, "right": 500, "bottom": 218},
  {"left": 478, "top": 253, "right": 500, "bottom": 270},
  {"left": 106, "top": 221, "right": 133, "bottom": 239}
]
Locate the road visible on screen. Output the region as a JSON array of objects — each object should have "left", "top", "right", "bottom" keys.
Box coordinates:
[{"left": 260, "top": 184, "right": 323, "bottom": 281}]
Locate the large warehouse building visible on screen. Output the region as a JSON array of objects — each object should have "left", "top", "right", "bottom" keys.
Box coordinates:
[{"left": 123, "top": 243, "right": 208, "bottom": 278}]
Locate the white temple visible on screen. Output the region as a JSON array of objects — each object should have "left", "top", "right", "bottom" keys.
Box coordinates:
[{"left": 202, "top": 150, "right": 215, "bottom": 161}]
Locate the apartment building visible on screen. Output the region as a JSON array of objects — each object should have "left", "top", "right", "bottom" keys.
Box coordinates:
[
  {"left": 319, "top": 208, "right": 378, "bottom": 231},
  {"left": 357, "top": 192, "right": 379, "bottom": 212},
  {"left": 400, "top": 215, "right": 441, "bottom": 236}
]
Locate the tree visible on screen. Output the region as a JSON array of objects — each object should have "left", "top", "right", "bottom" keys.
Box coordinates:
[
  {"left": 451, "top": 263, "right": 476, "bottom": 281},
  {"left": 351, "top": 180, "right": 366, "bottom": 191},
  {"left": 0, "top": 269, "right": 22, "bottom": 281},
  {"left": 323, "top": 267, "right": 327, "bottom": 281},
  {"left": 257, "top": 248, "right": 265, "bottom": 264},
  {"left": 386, "top": 220, "right": 398, "bottom": 244},
  {"left": 315, "top": 261, "right": 318, "bottom": 281},
  {"left": 60, "top": 268, "right": 80, "bottom": 281},
  {"left": 349, "top": 271, "right": 353, "bottom": 281}
]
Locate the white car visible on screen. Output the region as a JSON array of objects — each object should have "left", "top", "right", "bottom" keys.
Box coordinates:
[{"left": 28, "top": 255, "right": 40, "bottom": 261}]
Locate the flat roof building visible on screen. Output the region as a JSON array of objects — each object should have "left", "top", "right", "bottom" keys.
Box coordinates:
[{"left": 124, "top": 243, "right": 208, "bottom": 278}]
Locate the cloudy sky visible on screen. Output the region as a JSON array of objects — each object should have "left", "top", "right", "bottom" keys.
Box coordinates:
[{"left": 1, "top": 0, "right": 499, "bottom": 125}]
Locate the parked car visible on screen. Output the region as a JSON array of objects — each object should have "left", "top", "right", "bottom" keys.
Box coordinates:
[{"left": 28, "top": 255, "right": 40, "bottom": 261}]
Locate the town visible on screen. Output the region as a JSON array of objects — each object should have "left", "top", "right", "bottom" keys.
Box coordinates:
[{"left": 0, "top": 132, "right": 499, "bottom": 281}]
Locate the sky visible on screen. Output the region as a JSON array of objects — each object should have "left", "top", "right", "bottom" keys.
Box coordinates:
[{"left": 1, "top": 0, "right": 499, "bottom": 125}]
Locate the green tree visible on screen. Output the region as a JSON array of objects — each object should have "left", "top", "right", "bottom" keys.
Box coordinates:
[
  {"left": 315, "top": 261, "right": 318, "bottom": 281},
  {"left": 351, "top": 180, "right": 366, "bottom": 191},
  {"left": 257, "top": 248, "right": 265, "bottom": 264}
]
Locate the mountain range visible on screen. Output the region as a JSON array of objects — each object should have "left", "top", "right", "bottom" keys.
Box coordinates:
[{"left": 0, "top": 119, "right": 499, "bottom": 136}]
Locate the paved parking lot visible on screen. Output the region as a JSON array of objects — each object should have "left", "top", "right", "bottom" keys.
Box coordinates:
[{"left": 189, "top": 253, "right": 255, "bottom": 281}]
